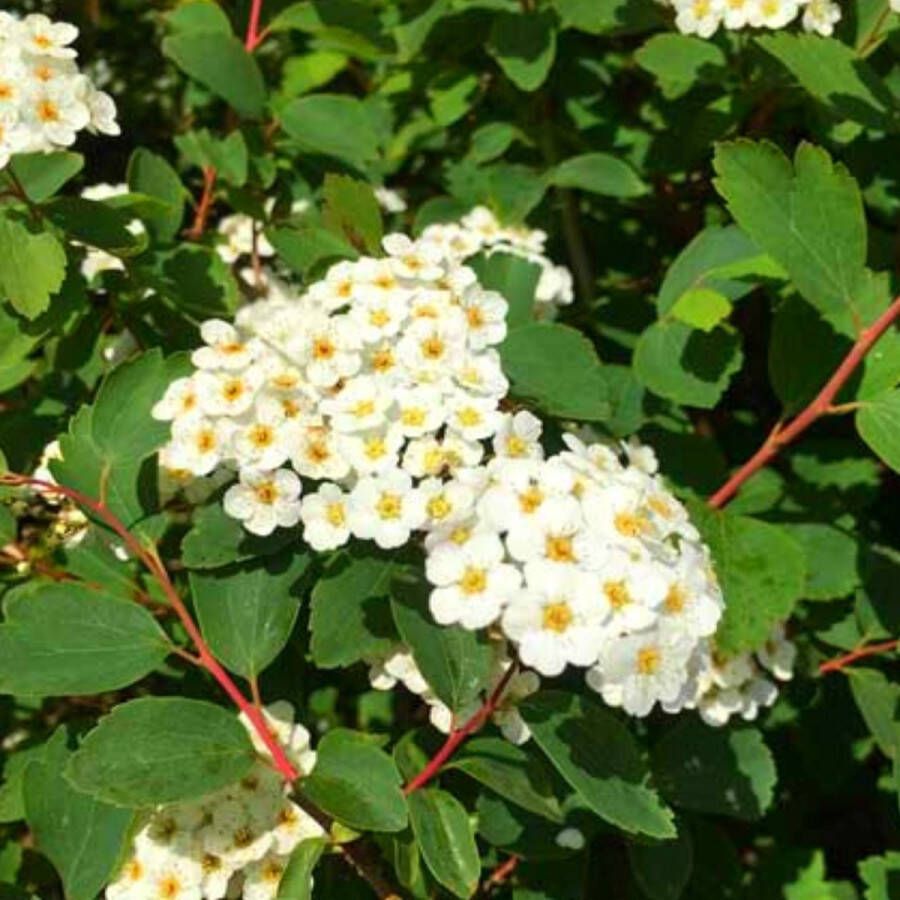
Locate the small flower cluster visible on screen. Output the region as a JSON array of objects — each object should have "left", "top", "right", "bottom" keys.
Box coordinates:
[
  {"left": 107, "top": 704, "right": 321, "bottom": 900},
  {"left": 667, "top": 0, "right": 842, "bottom": 39},
  {"left": 0, "top": 12, "right": 118, "bottom": 167},
  {"left": 419, "top": 206, "right": 574, "bottom": 309},
  {"left": 155, "top": 232, "right": 512, "bottom": 541},
  {"left": 419, "top": 430, "right": 726, "bottom": 717},
  {"left": 690, "top": 624, "right": 796, "bottom": 726},
  {"left": 366, "top": 640, "right": 540, "bottom": 743}
]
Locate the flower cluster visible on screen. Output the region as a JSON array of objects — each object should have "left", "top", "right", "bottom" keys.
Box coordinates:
[
  {"left": 0, "top": 12, "right": 118, "bottom": 167},
  {"left": 154, "top": 231, "right": 511, "bottom": 541},
  {"left": 107, "top": 704, "right": 321, "bottom": 900},
  {"left": 419, "top": 206, "right": 574, "bottom": 308},
  {"left": 666, "top": 0, "right": 842, "bottom": 38},
  {"left": 419, "top": 431, "right": 726, "bottom": 717}
]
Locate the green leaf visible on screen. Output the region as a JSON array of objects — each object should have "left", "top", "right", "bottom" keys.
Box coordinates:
[
  {"left": 175, "top": 129, "right": 249, "bottom": 186},
  {"left": 52, "top": 351, "right": 191, "bottom": 528},
  {"left": 689, "top": 503, "right": 806, "bottom": 655},
  {"left": 501, "top": 323, "right": 610, "bottom": 420},
  {"left": 0, "top": 582, "right": 169, "bottom": 696},
  {"left": 785, "top": 523, "right": 861, "bottom": 601},
  {"left": 391, "top": 570, "right": 495, "bottom": 715},
  {"left": 6, "top": 152, "right": 84, "bottom": 202},
  {"left": 847, "top": 668, "right": 900, "bottom": 759},
  {"left": 300, "top": 729, "right": 407, "bottom": 832},
  {"left": 670, "top": 289, "right": 732, "bottom": 332},
  {"left": 521, "top": 690, "right": 676, "bottom": 839},
  {"left": 127, "top": 148, "right": 187, "bottom": 242},
  {"left": 713, "top": 141, "right": 868, "bottom": 336},
  {"left": 190, "top": 551, "right": 311, "bottom": 680},
  {"left": 66, "top": 698, "right": 257, "bottom": 807},
  {"left": 856, "top": 388, "right": 900, "bottom": 473},
  {"left": 0, "top": 218, "right": 67, "bottom": 319},
  {"left": 181, "top": 499, "right": 298, "bottom": 569},
  {"left": 394, "top": 0, "right": 452, "bottom": 61},
  {"left": 627, "top": 825, "right": 694, "bottom": 900},
  {"left": 270, "top": 226, "right": 359, "bottom": 277},
  {"left": 322, "top": 174, "right": 383, "bottom": 255},
  {"left": 167, "top": 0, "right": 233, "bottom": 34},
  {"left": 310, "top": 549, "right": 399, "bottom": 668},
  {"left": 24, "top": 730, "right": 135, "bottom": 900},
  {"left": 652, "top": 719, "right": 777, "bottom": 820},
  {"left": 757, "top": 33, "right": 897, "bottom": 131},
  {"left": 859, "top": 852, "right": 900, "bottom": 900},
  {"left": 447, "top": 737, "right": 563, "bottom": 822},
  {"left": 428, "top": 69, "right": 480, "bottom": 127},
  {"left": 281, "top": 94, "right": 380, "bottom": 168},
  {"left": 553, "top": 0, "right": 661, "bottom": 34},
  {"left": 635, "top": 33, "right": 726, "bottom": 99},
  {"left": 162, "top": 30, "right": 266, "bottom": 118},
  {"left": 549, "top": 153, "right": 648, "bottom": 198},
  {"left": 468, "top": 252, "right": 540, "bottom": 329},
  {"left": 276, "top": 838, "right": 328, "bottom": 899},
  {"left": 467, "top": 122, "right": 525, "bottom": 165},
  {"left": 44, "top": 198, "right": 144, "bottom": 255},
  {"left": 408, "top": 788, "right": 480, "bottom": 899},
  {"left": 487, "top": 11, "right": 557, "bottom": 92},
  {"left": 634, "top": 320, "right": 743, "bottom": 408}
]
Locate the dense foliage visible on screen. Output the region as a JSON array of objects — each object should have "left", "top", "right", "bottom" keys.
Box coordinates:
[{"left": 0, "top": 1, "right": 899, "bottom": 899}]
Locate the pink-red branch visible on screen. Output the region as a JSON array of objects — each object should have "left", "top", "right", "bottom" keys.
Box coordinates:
[
  {"left": 1, "top": 473, "right": 299, "bottom": 783},
  {"left": 708, "top": 295, "right": 900, "bottom": 510},
  {"left": 404, "top": 665, "right": 517, "bottom": 795},
  {"left": 244, "top": 0, "right": 267, "bottom": 51},
  {"left": 819, "top": 639, "right": 898, "bottom": 675}
]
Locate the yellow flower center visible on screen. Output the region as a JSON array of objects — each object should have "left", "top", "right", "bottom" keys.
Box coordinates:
[
  {"left": 36, "top": 99, "right": 60, "bottom": 122},
  {"left": 254, "top": 481, "right": 279, "bottom": 505},
  {"left": 456, "top": 407, "right": 482, "bottom": 428},
  {"left": 401, "top": 407, "right": 426, "bottom": 427},
  {"left": 326, "top": 502, "right": 346, "bottom": 527},
  {"left": 369, "top": 309, "right": 391, "bottom": 327},
  {"left": 364, "top": 436, "right": 387, "bottom": 460},
  {"left": 312, "top": 337, "right": 336, "bottom": 360},
  {"left": 222, "top": 378, "right": 246, "bottom": 403},
  {"left": 614, "top": 511, "right": 650, "bottom": 538},
  {"left": 450, "top": 526, "right": 472, "bottom": 545},
  {"left": 158, "top": 875, "right": 182, "bottom": 899},
  {"left": 466, "top": 306, "right": 485, "bottom": 328},
  {"left": 427, "top": 494, "right": 452, "bottom": 520},
  {"left": 518, "top": 486, "right": 544, "bottom": 514},
  {"left": 636, "top": 646, "right": 662, "bottom": 675},
  {"left": 505, "top": 435, "right": 528, "bottom": 457},
  {"left": 371, "top": 347, "right": 396, "bottom": 372},
  {"left": 421, "top": 336, "right": 445, "bottom": 360},
  {"left": 352, "top": 399, "right": 376, "bottom": 418},
  {"left": 376, "top": 492, "right": 402, "bottom": 520},
  {"left": 545, "top": 535, "right": 576, "bottom": 563},
  {"left": 604, "top": 580, "right": 631, "bottom": 610},
  {"left": 542, "top": 601, "right": 574, "bottom": 633},
  {"left": 664, "top": 584, "right": 687, "bottom": 614},
  {"left": 248, "top": 424, "right": 275, "bottom": 448},
  {"left": 460, "top": 566, "right": 487, "bottom": 595},
  {"left": 195, "top": 429, "right": 216, "bottom": 453}
]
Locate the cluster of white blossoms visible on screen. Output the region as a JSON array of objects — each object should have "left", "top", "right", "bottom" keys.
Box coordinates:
[
  {"left": 107, "top": 704, "right": 322, "bottom": 900},
  {"left": 0, "top": 12, "right": 118, "bottom": 168},
  {"left": 154, "top": 231, "right": 513, "bottom": 540},
  {"left": 666, "top": 0, "right": 842, "bottom": 39},
  {"left": 419, "top": 206, "right": 574, "bottom": 309}
]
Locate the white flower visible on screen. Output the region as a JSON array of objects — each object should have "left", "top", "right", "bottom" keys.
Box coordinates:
[
  {"left": 555, "top": 827, "right": 585, "bottom": 850},
  {"left": 673, "top": 0, "right": 723, "bottom": 37},
  {"left": 720, "top": 0, "right": 754, "bottom": 28},
  {"left": 382, "top": 233, "right": 444, "bottom": 280},
  {"left": 195, "top": 368, "right": 265, "bottom": 418},
  {"left": 596, "top": 549, "right": 667, "bottom": 634},
  {"left": 348, "top": 468, "right": 426, "bottom": 549},
  {"left": 374, "top": 185, "right": 407, "bottom": 213},
  {"left": 394, "top": 386, "right": 446, "bottom": 437},
  {"left": 18, "top": 14, "right": 78, "bottom": 58},
  {"left": 501, "top": 563, "right": 608, "bottom": 676},
  {"left": 748, "top": 0, "right": 799, "bottom": 29},
  {"left": 493, "top": 411, "right": 544, "bottom": 461},
  {"left": 321, "top": 376, "right": 392, "bottom": 433},
  {"left": 491, "top": 665, "right": 540, "bottom": 744},
  {"left": 216, "top": 213, "right": 274, "bottom": 265},
  {"left": 756, "top": 624, "right": 796, "bottom": 681},
  {"left": 193, "top": 320, "right": 259, "bottom": 371},
  {"left": 301, "top": 317, "right": 361, "bottom": 388},
  {"left": 506, "top": 495, "right": 598, "bottom": 569},
  {"left": 341, "top": 425, "right": 405, "bottom": 475},
  {"left": 21, "top": 79, "right": 90, "bottom": 147},
  {"left": 801, "top": 0, "right": 841, "bottom": 35},
  {"left": 300, "top": 483, "right": 351, "bottom": 551},
  {"left": 291, "top": 425, "right": 350, "bottom": 481},
  {"left": 166, "top": 417, "right": 234, "bottom": 476},
  {"left": 459, "top": 288, "right": 507, "bottom": 348},
  {"left": 243, "top": 853, "right": 290, "bottom": 900},
  {"left": 426, "top": 533, "right": 522, "bottom": 629},
  {"left": 223, "top": 469, "right": 302, "bottom": 536},
  {"left": 419, "top": 477, "right": 475, "bottom": 529}
]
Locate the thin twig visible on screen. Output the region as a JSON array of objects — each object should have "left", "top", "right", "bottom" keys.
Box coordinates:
[
  {"left": 819, "top": 639, "right": 898, "bottom": 675},
  {"left": 708, "top": 296, "right": 900, "bottom": 509}
]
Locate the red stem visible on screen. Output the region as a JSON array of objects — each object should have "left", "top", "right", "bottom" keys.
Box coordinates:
[
  {"left": 481, "top": 855, "right": 519, "bottom": 894},
  {"left": 708, "top": 296, "right": 900, "bottom": 509},
  {"left": 2, "top": 474, "right": 299, "bottom": 783},
  {"left": 819, "top": 639, "right": 898, "bottom": 674},
  {"left": 404, "top": 665, "right": 517, "bottom": 795},
  {"left": 245, "top": 0, "right": 266, "bottom": 51}
]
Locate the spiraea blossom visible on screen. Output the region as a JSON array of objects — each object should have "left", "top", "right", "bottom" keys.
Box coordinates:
[
  {"left": 665, "top": 0, "right": 842, "bottom": 38},
  {"left": 106, "top": 703, "right": 321, "bottom": 900},
  {"left": 154, "top": 231, "right": 512, "bottom": 541},
  {"left": 419, "top": 206, "right": 575, "bottom": 308},
  {"left": 0, "top": 12, "right": 118, "bottom": 168}
]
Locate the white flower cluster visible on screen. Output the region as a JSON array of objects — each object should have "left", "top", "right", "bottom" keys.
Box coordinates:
[
  {"left": 691, "top": 623, "right": 796, "bottom": 726},
  {"left": 366, "top": 641, "right": 540, "bottom": 743},
  {"left": 107, "top": 703, "right": 322, "bottom": 900},
  {"left": 666, "top": 0, "right": 842, "bottom": 38},
  {"left": 419, "top": 206, "right": 574, "bottom": 308},
  {"left": 0, "top": 12, "right": 118, "bottom": 168},
  {"left": 154, "top": 232, "right": 512, "bottom": 541}
]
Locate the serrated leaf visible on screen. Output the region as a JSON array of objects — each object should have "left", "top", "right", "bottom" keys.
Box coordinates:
[
  {"left": 549, "top": 153, "right": 648, "bottom": 198},
  {"left": 66, "top": 698, "right": 257, "bottom": 807},
  {"left": 300, "top": 729, "right": 407, "bottom": 832},
  {"left": 713, "top": 141, "right": 868, "bottom": 336},
  {"left": 408, "top": 788, "right": 480, "bottom": 898},
  {"left": 322, "top": 174, "right": 383, "bottom": 255},
  {"left": 309, "top": 549, "right": 399, "bottom": 668},
  {"left": 848, "top": 668, "right": 900, "bottom": 759},
  {"left": 270, "top": 226, "right": 359, "bottom": 277},
  {"left": 856, "top": 387, "right": 900, "bottom": 473},
  {"left": 652, "top": 719, "right": 776, "bottom": 820},
  {"left": 24, "top": 730, "right": 135, "bottom": 900},
  {"left": 190, "top": 551, "right": 311, "bottom": 680},
  {"left": 0, "top": 217, "right": 67, "bottom": 319},
  {"left": 627, "top": 824, "right": 694, "bottom": 900},
  {"left": 501, "top": 323, "right": 610, "bottom": 420},
  {"left": 44, "top": 198, "right": 145, "bottom": 255},
  {"left": 127, "top": 148, "right": 187, "bottom": 242},
  {"left": 163, "top": 30, "right": 266, "bottom": 118},
  {"left": 390, "top": 569, "right": 495, "bottom": 715},
  {"left": 689, "top": 503, "right": 806, "bottom": 655},
  {"left": 670, "top": 289, "right": 731, "bottom": 332},
  {"left": 6, "top": 152, "right": 84, "bottom": 202},
  {"left": 635, "top": 33, "right": 726, "bottom": 99},
  {"left": 276, "top": 838, "right": 327, "bottom": 899},
  {"left": 447, "top": 737, "right": 563, "bottom": 822},
  {"left": 785, "top": 523, "right": 861, "bottom": 601},
  {"left": 487, "top": 11, "right": 557, "bottom": 92},
  {"left": 0, "top": 582, "right": 169, "bottom": 696},
  {"left": 521, "top": 690, "right": 676, "bottom": 839},
  {"left": 281, "top": 94, "right": 380, "bottom": 168}
]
